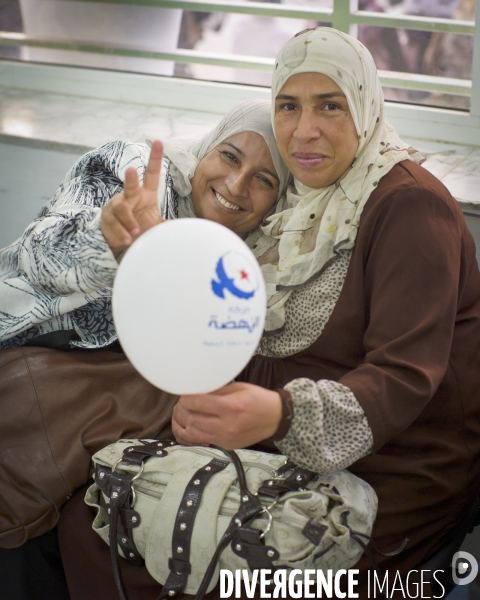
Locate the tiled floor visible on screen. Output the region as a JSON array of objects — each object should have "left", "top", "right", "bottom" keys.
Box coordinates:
[{"left": 0, "top": 88, "right": 223, "bottom": 155}]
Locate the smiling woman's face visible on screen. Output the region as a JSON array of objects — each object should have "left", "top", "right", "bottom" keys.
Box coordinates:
[
  {"left": 274, "top": 72, "right": 359, "bottom": 189},
  {"left": 190, "top": 131, "right": 280, "bottom": 234}
]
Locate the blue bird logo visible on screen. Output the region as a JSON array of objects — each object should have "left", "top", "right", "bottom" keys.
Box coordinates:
[{"left": 211, "top": 254, "right": 256, "bottom": 300}]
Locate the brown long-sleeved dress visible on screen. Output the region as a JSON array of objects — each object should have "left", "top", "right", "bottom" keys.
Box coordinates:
[{"left": 58, "top": 161, "right": 480, "bottom": 599}]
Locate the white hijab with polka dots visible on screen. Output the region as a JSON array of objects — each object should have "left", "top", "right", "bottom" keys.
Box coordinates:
[{"left": 249, "top": 27, "right": 425, "bottom": 334}]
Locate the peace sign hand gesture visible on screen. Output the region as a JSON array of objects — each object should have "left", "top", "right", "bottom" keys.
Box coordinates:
[{"left": 101, "top": 140, "right": 165, "bottom": 255}]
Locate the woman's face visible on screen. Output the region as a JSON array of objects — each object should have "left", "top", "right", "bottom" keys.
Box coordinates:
[
  {"left": 274, "top": 72, "right": 359, "bottom": 189},
  {"left": 191, "top": 131, "right": 280, "bottom": 234}
]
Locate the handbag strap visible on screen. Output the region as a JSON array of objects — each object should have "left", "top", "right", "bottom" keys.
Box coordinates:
[
  {"left": 108, "top": 469, "right": 139, "bottom": 600},
  {"left": 99, "top": 441, "right": 178, "bottom": 600},
  {"left": 194, "top": 449, "right": 274, "bottom": 600},
  {"left": 257, "top": 466, "right": 317, "bottom": 499},
  {"left": 195, "top": 453, "right": 321, "bottom": 600},
  {"left": 96, "top": 467, "right": 143, "bottom": 567},
  {"left": 160, "top": 457, "right": 229, "bottom": 599}
]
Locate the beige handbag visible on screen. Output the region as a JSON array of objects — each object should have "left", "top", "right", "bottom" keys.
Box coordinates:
[{"left": 86, "top": 439, "right": 378, "bottom": 599}]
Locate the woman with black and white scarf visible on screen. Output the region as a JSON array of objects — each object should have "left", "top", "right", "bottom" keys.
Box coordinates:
[{"left": 0, "top": 100, "right": 289, "bottom": 351}]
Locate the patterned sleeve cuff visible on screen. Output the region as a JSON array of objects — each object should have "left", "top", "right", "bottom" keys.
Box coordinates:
[{"left": 275, "top": 378, "right": 373, "bottom": 473}]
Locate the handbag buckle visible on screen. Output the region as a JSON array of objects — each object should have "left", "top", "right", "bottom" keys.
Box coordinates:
[
  {"left": 112, "top": 456, "right": 145, "bottom": 508},
  {"left": 259, "top": 496, "right": 279, "bottom": 539}
]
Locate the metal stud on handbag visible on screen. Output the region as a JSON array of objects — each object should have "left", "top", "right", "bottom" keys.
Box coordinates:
[{"left": 86, "top": 439, "right": 378, "bottom": 600}]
